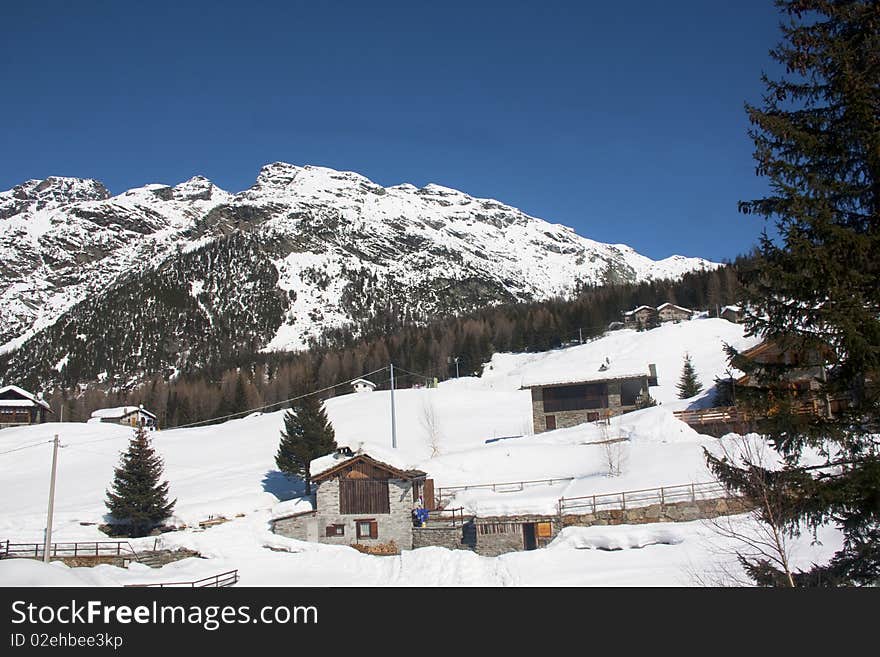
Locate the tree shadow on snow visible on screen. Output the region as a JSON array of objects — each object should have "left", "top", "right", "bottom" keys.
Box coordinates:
[{"left": 262, "top": 470, "right": 306, "bottom": 501}]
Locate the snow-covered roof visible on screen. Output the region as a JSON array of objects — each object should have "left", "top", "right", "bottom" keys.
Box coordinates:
[
  {"left": 310, "top": 444, "right": 423, "bottom": 480},
  {"left": 351, "top": 378, "right": 376, "bottom": 388},
  {"left": 657, "top": 303, "right": 693, "bottom": 313},
  {"left": 721, "top": 305, "right": 741, "bottom": 313},
  {"left": 90, "top": 406, "right": 157, "bottom": 420},
  {"left": 623, "top": 305, "right": 654, "bottom": 316},
  {"left": 0, "top": 385, "right": 51, "bottom": 410},
  {"left": 521, "top": 354, "right": 651, "bottom": 389}
]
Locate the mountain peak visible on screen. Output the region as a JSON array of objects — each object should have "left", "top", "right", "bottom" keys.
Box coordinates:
[
  {"left": 173, "top": 175, "right": 226, "bottom": 202},
  {"left": 2, "top": 176, "right": 110, "bottom": 205}
]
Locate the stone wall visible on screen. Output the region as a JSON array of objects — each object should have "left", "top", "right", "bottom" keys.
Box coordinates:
[
  {"left": 412, "top": 525, "right": 469, "bottom": 551},
  {"left": 273, "top": 478, "right": 416, "bottom": 549},
  {"left": 561, "top": 497, "right": 750, "bottom": 528},
  {"left": 272, "top": 511, "right": 316, "bottom": 541}
]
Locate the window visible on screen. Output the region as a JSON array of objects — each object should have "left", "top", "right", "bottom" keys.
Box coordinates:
[
  {"left": 356, "top": 519, "right": 378, "bottom": 540},
  {"left": 325, "top": 524, "right": 344, "bottom": 537},
  {"left": 545, "top": 415, "right": 557, "bottom": 430}
]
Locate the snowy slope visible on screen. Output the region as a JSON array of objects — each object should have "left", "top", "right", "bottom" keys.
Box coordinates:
[
  {"left": 0, "top": 319, "right": 840, "bottom": 586},
  {"left": 1, "top": 163, "right": 717, "bottom": 358},
  {"left": 0, "top": 319, "right": 759, "bottom": 538}
]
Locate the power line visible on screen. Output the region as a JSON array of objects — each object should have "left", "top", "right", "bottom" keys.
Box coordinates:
[
  {"left": 164, "top": 365, "right": 391, "bottom": 430},
  {"left": 1, "top": 367, "right": 394, "bottom": 455},
  {"left": 0, "top": 439, "right": 55, "bottom": 456}
]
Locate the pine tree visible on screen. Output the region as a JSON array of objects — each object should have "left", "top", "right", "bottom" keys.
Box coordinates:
[
  {"left": 276, "top": 395, "right": 337, "bottom": 495},
  {"left": 710, "top": 0, "right": 880, "bottom": 586},
  {"left": 677, "top": 353, "right": 703, "bottom": 399},
  {"left": 105, "top": 425, "right": 176, "bottom": 537}
]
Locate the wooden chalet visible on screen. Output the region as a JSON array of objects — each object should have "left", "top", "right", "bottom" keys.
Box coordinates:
[
  {"left": 673, "top": 339, "right": 844, "bottom": 434},
  {"left": 0, "top": 385, "right": 51, "bottom": 429}
]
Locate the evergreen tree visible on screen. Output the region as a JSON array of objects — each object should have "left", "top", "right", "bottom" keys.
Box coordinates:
[
  {"left": 677, "top": 353, "right": 703, "bottom": 399},
  {"left": 105, "top": 425, "right": 176, "bottom": 537},
  {"left": 709, "top": 0, "right": 880, "bottom": 586},
  {"left": 276, "top": 395, "right": 337, "bottom": 495}
]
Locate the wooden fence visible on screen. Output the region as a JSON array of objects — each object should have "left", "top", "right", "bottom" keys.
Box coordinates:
[
  {"left": 558, "top": 481, "right": 728, "bottom": 516},
  {"left": 673, "top": 403, "right": 824, "bottom": 427},
  {"left": 0, "top": 540, "right": 139, "bottom": 561},
  {"left": 672, "top": 406, "right": 743, "bottom": 426},
  {"left": 125, "top": 570, "right": 239, "bottom": 588},
  {"left": 436, "top": 477, "right": 575, "bottom": 507}
]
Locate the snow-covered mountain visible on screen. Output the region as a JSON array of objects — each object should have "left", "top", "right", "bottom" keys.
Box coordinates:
[
  {"left": 0, "top": 174, "right": 232, "bottom": 351},
  {"left": 0, "top": 163, "right": 717, "bottom": 385}
]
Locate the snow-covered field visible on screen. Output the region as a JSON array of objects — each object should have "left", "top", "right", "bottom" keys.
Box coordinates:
[{"left": 0, "top": 319, "right": 840, "bottom": 586}]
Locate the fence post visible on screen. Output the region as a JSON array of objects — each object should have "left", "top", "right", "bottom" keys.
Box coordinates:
[
  {"left": 621, "top": 492, "right": 626, "bottom": 511},
  {"left": 660, "top": 487, "right": 665, "bottom": 507},
  {"left": 592, "top": 495, "right": 597, "bottom": 514},
  {"left": 691, "top": 483, "right": 696, "bottom": 502}
]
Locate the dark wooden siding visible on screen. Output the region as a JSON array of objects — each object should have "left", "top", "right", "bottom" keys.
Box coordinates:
[
  {"left": 543, "top": 383, "right": 608, "bottom": 412},
  {"left": 340, "top": 479, "right": 390, "bottom": 514},
  {"left": 423, "top": 479, "right": 435, "bottom": 510},
  {"left": 339, "top": 461, "right": 394, "bottom": 480}
]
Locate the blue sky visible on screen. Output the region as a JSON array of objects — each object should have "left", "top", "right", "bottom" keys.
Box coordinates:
[{"left": 0, "top": 1, "right": 784, "bottom": 262}]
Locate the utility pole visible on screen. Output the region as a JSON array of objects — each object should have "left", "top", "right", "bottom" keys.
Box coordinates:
[
  {"left": 579, "top": 328, "right": 583, "bottom": 344},
  {"left": 43, "top": 434, "right": 59, "bottom": 563},
  {"left": 390, "top": 363, "right": 397, "bottom": 449}
]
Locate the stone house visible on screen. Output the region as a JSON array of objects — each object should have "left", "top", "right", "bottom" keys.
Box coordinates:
[
  {"left": 0, "top": 385, "right": 51, "bottom": 429},
  {"left": 524, "top": 366, "right": 656, "bottom": 434},
  {"left": 656, "top": 302, "right": 694, "bottom": 323},
  {"left": 271, "top": 450, "right": 430, "bottom": 550}
]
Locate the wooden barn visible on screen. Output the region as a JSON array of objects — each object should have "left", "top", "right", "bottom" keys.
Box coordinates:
[{"left": 0, "top": 385, "right": 52, "bottom": 429}]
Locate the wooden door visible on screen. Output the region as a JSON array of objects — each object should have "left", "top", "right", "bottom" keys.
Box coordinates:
[
  {"left": 545, "top": 415, "right": 557, "bottom": 431},
  {"left": 423, "top": 479, "right": 435, "bottom": 510}
]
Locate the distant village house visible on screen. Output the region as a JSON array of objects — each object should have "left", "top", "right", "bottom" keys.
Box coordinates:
[
  {"left": 89, "top": 405, "right": 158, "bottom": 430},
  {"left": 0, "top": 385, "right": 51, "bottom": 429},
  {"left": 719, "top": 305, "right": 742, "bottom": 323},
  {"left": 351, "top": 378, "right": 376, "bottom": 394},
  {"left": 622, "top": 305, "right": 657, "bottom": 329},
  {"left": 623, "top": 303, "right": 695, "bottom": 329},
  {"left": 656, "top": 302, "right": 694, "bottom": 323}
]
